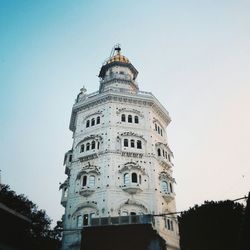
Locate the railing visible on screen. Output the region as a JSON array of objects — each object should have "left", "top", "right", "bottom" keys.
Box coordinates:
[{"left": 89, "top": 215, "right": 154, "bottom": 227}]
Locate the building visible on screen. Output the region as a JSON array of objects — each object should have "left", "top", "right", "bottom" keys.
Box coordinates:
[{"left": 60, "top": 46, "right": 180, "bottom": 250}]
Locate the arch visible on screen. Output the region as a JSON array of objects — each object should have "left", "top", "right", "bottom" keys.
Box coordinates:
[
  {"left": 124, "top": 173, "right": 129, "bottom": 185},
  {"left": 128, "top": 115, "right": 132, "bottom": 123},
  {"left": 121, "top": 114, "right": 126, "bottom": 122},
  {"left": 86, "top": 143, "right": 90, "bottom": 151},
  {"left": 88, "top": 175, "right": 95, "bottom": 187},
  {"left": 86, "top": 120, "right": 90, "bottom": 128},
  {"left": 96, "top": 116, "right": 100, "bottom": 124},
  {"left": 124, "top": 139, "right": 128, "bottom": 147},
  {"left": 91, "top": 140, "right": 96, "bottom": 150},
  {"left": 157, "top": 148, "right": 161, "bottom": 157},
  {"left": 82, "top": 176, "right": 87, "bottom": 187},
  {"left": 131, "top": 173, "right": 138, "bottom": 183},
  {"left": 161, "top": 181, "right": 168, "bottom": 193},
  {"left": 137, "top": 140, "right": 142, "bottom": 149},
  {"left": 91, "top": 118, "right": 95, "bottom": 126},
  {"left": 134, "top": 116, "right": 139, "bottom": 124}
]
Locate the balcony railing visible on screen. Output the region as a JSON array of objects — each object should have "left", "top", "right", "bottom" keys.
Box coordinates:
[{"left": 89, "top": 215, "right": 155, "bottom": 227}]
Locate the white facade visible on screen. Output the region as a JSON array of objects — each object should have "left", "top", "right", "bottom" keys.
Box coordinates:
[{"left": 60, "top": 47, "right": 180, "bottom": 250}]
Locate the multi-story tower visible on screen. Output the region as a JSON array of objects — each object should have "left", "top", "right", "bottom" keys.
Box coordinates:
[{"left": 60, "top": 46, "right": 180, "bottom": 250}]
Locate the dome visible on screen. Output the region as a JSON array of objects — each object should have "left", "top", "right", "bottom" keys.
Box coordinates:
[{"left": 106, "top": 54, "right": 130, "bottom": 64}]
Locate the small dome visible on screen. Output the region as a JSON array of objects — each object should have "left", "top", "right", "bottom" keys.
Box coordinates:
[{"left": 106, "top": 54, "right": 130, "bottom": 64}]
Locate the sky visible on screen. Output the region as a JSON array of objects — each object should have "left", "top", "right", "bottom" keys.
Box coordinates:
[{"left": 0, "top": 0, "right": 250, "bottom": 224}]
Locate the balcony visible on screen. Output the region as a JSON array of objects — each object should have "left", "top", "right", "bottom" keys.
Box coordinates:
[
  {"left": 89, "top": 214, "right": 154, "bottom": 227},
  {"left": 162, "top": 192, "right": 175, "bottom": 203},
  {"left": 79, "top": 187, "right": 95, "bottom": 197},
  {"left": 121, "top": 183, "right": 142, "bottom": 194}
]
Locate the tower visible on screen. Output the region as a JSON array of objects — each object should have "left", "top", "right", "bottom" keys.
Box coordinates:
[{"left": 60, "top": 46, "right": 180, "bottom": 250}]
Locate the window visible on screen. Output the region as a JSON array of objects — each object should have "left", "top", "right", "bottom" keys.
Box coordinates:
[
  {"left": 80, "top": 144, "right": 85, "bottom": 153},
  {"left": 77, "top": 215, "right": 83, "bottom": 228},
  {"left": 162, "top": 181, "right": 169, "bottom": 193},
  {"left": 89, "top": 175, "right": 95, "bottom": 187},
  {"left": 96, "top": 116, "right": 100, "bottom": 124},
  {"left": 166, "top": 218, "right": 171, "bottom": 230},
  {"left": 131, "top": 173, "right": 138, "bottom": 183},
  {"left": 82, "top": 176, "right": 87, "bottom": 187},
  {"left": 131, "top": 139, "right": 135, "bottom": 148},
  {"left": 124, "top": 173, "right": 129, "bottom": 185},
  {"left": 91, "top": 141, "right": 95, "bottom": 150},
  {"left": 122, "top": 211, "right": 128, "bottom": 216},
  {"left": 83, "top": 214, "right": 89, "bottom": 226},
  {"left": 162, "top": 150, "right": 165, "bottom": 157},
  {"left": 137, "top": 140, "right": 142, "bottom": 149},
  {"left": 69, "top": 154, "right": 72, "bottom": 162},
  {"left": 157, "top": 148, "right": 161, "bottom": 157},
  {"left": 121, "top": 114, "right": 126, "bottom": 122},
  {"left": 97, "top": 141, "right": 100, "bottom": 149},
  {"left": 169, "top": 183, "right": 173, "bottom": 193},
  {"left": 86, "top": 143, "right": 90, "bottom": 151},
  {"left": 155, "top": 124, "right": 157, "bottom": 131},
  {"left": 124, "top": 139, "right": 128, "bottom": 147},
  {"left": 139, "top": 175, "right": 141, "bottom": 184},
  {"left": 91, "top": 118, "right": 95, "bottom": 126},
  {"left": 86, "top": 120, "right": 90, "bottom": 128},
  {"left": 134, "top": 116, "right": 139, "bottom": 124},
  {"left": 64, "top": 187, "right": 68, "bottom": 198},
  {"left": 168, "top": 154, "right": 171, "bottom": 162},
  {"left": 128, "top": 115, "right": 132, "bottom": 123},
  {"left": 170, "top": 220, "right": 174, "bottom": 231},
  {"left": 160, "top": 129, "right": 163, "bottom": 136},
  {"left": 158, "top": 126, "right": 160, "bottom": 134}
]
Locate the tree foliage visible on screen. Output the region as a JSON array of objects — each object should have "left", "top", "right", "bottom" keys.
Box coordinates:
[
  {"left": 0, "top": 184, "right": 62, "bottom": 249},
  {"left": 178, "top": 200, "right": 244, "bottom": 250}
]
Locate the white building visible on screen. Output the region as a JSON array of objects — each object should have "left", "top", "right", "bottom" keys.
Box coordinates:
[{"left": 60, "top": 46, "right": 180, "bottom": 250}]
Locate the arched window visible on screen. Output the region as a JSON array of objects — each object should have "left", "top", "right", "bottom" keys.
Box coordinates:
[
  {"left": 96, "top": 116, "right": 100, "bottom": 124},
  {"left": 86, "top": 120, "right": 90, "bottom": 128},
  {"left": 77, "top": 215, "right": 83, "bottom": 228},
  {"left": 155, "top": 124, "right": 157, "bottom": 131},
  {"left": 131, "top": 139, "right": 135, "bottom": 148},
  {"left": 69, "top": 154, "right": 72, "bottom": 162},
  {"left": 89, "top": 175, "right": 95, "bottom": 187},
  {"left": 82, "top": 176, "right": 87, "bottom": 187},
  {"left": 86, "top": 143, "right": 90, "bottom": 151},
  {"left": 157, "top": 148, "right": 161, "bottom": 156},
  {"left": 139, "top": 175, "right": 142, "bottom": 184},
  {"left": 128, "top": 115, "right": 132, "bottom": 123},
  {"left": 64, "top": 187, "right": 68, "bottom": 198},
  {"left": 91, "top": 141, "right": 95, "bottom": 150},
  {"left": 91, "top": 118, "right": 95, "bottom": 126},
  {"left": 121, "top": 114, "right": 126, "bottom": 122},
  {"left": 124, "top": 139, "right": 128, "bottom": 147},
  {"left": 162, "top": 150, "right": 165, "bottom": 157},
  {"left": 160, "top": 129, "right": 163, "bottom": 136},
  {"left": 134, "top": 116, "right": 139, "bottom": 124},
  {"left": 169, "top": 183, "right": 173, "bottom": 193},
  {"left": 137, "top": 140, "right": 142, "bottom": 149},
  {"left": 97, "top": 141, "right": 100, "bottom": 149},
  {"left": 124, "top": 173, "right": 129, "bottom": 184},
  {"left": 83, "top": 214, "right": 89, "bottom": 226},
  {"left": 161, "top": 181, "right": 168, "bottom": 193},
  {"left": 158, "top": 126, "right": 160, "bottom": 134},
  {"left": 80, "top": 144, "right": 85, "bottom": 153},
  {"left": 132, "top": 173, "right": 138, "bottom": 183}
]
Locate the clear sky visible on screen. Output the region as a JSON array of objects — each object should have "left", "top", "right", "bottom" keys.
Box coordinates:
[{"left": 1, "top": 0, "right": 250, "bottom": 224}]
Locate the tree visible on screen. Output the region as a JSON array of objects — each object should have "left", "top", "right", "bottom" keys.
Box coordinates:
[
  {"left": 178, "top": 200, "right": 244, "bottom": 250},
  {"left": 0, "top": 184, "right": 61, "bottom": 249}
]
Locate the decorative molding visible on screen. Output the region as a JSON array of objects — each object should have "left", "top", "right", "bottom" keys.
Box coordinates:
[
  {"left": 159, "top": 171, "right": 176, "bottom": 183},
  {"left": 72, "top": 202, "right": 98, "bottom": 216},
  {"left": 118, "top": 199, "right": 148, "bottom": 213},
  {"left": 83, "top": 111, "right": 103, "bottom": 122},
  {"left": 119, "top": 162, "right": 146, "bottom": 175},
  {"left": 75, "top": 135, "right": 103, "bottom": 148},
  {"left": 116, "top": 108, "right": 144, "bottom": 117},
  {"left": 121, "top": 151, "right": 143, "bottom": 158},
  {"left": 76, "top": 165, "right": 100, "bottom": 179},
  {"left": 119, "top": 132, "right": 146, "bottom": 142}
]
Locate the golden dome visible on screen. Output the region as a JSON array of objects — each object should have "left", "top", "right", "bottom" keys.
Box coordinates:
[{"left": 106, "top": 54, "right": 130, "bottom": 64}]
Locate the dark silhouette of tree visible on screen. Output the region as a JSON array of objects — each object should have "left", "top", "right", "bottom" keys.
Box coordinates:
[
  {"left": 0, "top": 184, "right": 61, "bottom": 249},
  {"left": 178, "top": 200, "right": 244, "bottom": 250}
]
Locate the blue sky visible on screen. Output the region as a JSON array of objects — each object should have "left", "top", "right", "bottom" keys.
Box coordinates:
[{"left": 1, "top": 0, "right": 250, "bottom": 224}]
